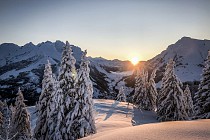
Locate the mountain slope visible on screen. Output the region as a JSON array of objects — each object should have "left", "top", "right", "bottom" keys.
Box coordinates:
[
  {"left": 146, "top": 37, "right": 210, "bottom": 84},
  {"left": 0, "top": 41, "right": 133, "bottom": 104},
  {"left": 1, "top": 37, "right": 210, "bottom": 103}
]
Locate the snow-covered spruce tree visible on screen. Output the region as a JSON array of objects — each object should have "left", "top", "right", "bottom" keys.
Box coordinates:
[
  {"left": 47, "top": 74, "right": 61, "bottom": 140},
  {"left": 117, "top": 86, "right": 126, "bottom": 102},
  {"left": 147, "top": 68, "right": 158, "bottom": 111},
  {"left": 0, "top": 111, "right": 2, "bottom": 128},
  {"left": 157, "top": 59, "right": 188, "bottom": 121},
  {"left": 11, "top": 88, "right": 31, "bottom": 139},
  {"left": 132, "top": 68, "right": 146, "bottom": 106},
  {"left": 55, "top": 41, "right": 77, "bottom": 140},
  {"left": 0, "top": 100, "right": 3, "bottom": 127},
  {"left": 0, "top": 102, "right": 8, "bottom": 139},
  {"left": 68, "top": 50, "right": 96, "bottom": 139},
  {"left": 183, "top": 85, "right": 194, "bottom": 117},
  {"left": 194, "top": 51, "right": 210, "bottom": 119},
  {"left": 0, "top": 104, "right": 19, "bottom": 140},
  {"left": 133, "top": 68, "right": 156, "bottom": 110},
  {"left": 0, "top": 101, "right": 4, "bottom": 138},
  {"left": 34, "top": 60, "right": 56, "bottom": 140}
]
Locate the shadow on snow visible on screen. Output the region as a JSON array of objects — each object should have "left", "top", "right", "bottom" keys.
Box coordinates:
[{"left": 131, "top": 106, "right": 158, "bottom": 126}]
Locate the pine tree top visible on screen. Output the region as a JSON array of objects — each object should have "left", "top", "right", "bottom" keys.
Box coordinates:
[
  {"left": 42, "top": 60, "right": 53, "bottom": 86},
  {"left": 161, "top": 59, "right": 182, "bottom": 88},
  {"left": 184, "top": 85, "right": 191, "bottom": 98},
  {"left": 79, "top": 50, "right": 90, "bottom": 72},
  {"left": 184, "top": 85, "right": 190, "bottom": 92},
  {"left": 15, "top": 88, "right": 25, "bottom": 106},
  {"left": 59, "top": 41, "right": 77, "bottom": 85}
]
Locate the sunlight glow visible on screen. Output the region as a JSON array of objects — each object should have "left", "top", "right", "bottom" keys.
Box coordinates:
[{"left": 131, "top": 57, "right": 139, "bottom": 65}]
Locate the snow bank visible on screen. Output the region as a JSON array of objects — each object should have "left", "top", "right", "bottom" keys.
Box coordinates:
[{"left": 82, "top": 119, "right": 210, "bottom": 140}]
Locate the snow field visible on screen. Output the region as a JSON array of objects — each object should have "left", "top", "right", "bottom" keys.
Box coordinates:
[{"left": 28, "top": 99, "right": 210, "bottom": 140}]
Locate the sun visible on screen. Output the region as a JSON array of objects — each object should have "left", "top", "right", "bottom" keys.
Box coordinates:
[{"left": 131, "top": 57, "right": 139, "bottom": 65}]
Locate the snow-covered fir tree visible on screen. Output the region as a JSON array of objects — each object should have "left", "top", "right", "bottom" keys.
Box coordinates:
[
  {"left": 157, "top": 59, "right": 188, "bottom": 121},
  {"left": 0, "top": 103, "right": 18, "bottom": 140},
  {"left": 117, "top": 86, "right": 126, "bottom": 102},
  {"left": 132, "top": 68, "right": 146, "bottom": 107},
  {"left": 47, "top": 74, "right": 61, "bottom": 140},
  {"left": 194, "top": 51, "right": 210, "bottom": 119},
  {"left": 11, "top": 88, "right": 31, "bottom": 139},
  {"left": 55, "top": 41, "right": 78, "bottom": 140},
  {"left": 0, "top": 111, "right": 2, "bottom": 128},
  {"left": 0, "top": 101, "right": 5, "bottom": 138},
  {"left": 0, "top": 101, "right": 3, "bottom": 127},
  {"left": 133, "top": 68, "right": 156, "bottom": 111},
  {"left": 183, "top": 85, "right": 194, "bottom": 117},
  {"left": 0, "top": 102, "right": 9, "bottom": 139},
  {"left": 68, "top": 50, "right": 96, "bottom": 139},
  {"left": 148, "top": 69, "right": 158, "bottom": 111},
  {"left": 34, "top": 60, "right": 56, "bottom": 140}
]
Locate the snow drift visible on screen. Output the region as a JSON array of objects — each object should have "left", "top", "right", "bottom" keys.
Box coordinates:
[{"left": 82, "top": 119, "right": 210, "bottom": 140}]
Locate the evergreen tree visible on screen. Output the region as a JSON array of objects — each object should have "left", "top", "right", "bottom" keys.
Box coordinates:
[
  {"left": 157, "top": 59, "right": 188, "bottom": 121},
  {"left": 133, "top": 68, "right": 156, "bottom": 110},
  {"left": 0, "top": 102, "right": 8, "bottom": 139},
  {"left": 132, "top": 68, "right": 146, "bottom": 107},
  {"left": 183, "top": 85, "right": 194, "bottom": 117},
  {"left": 47, "top": 75, "right": 61, "bottom": 140},
  {"left": 117, "top": 86, "right": 126, "bottom": 102},
  {"left": 0, "top": 103, "right": 18, "bottom": 140},
  {"left": 55, "top": 41, "right": 77, "bottom": 140},
  {"left": 194, "top": 51, "right": 210, "bottom": 119},
  {"left": 148, "top": 69, "right": 158, "bottom": 111},
  {"left": 69, "top": 50, "right": 96, "bottom": 139},
  {"left": 0, "top": 111, "right": 2, "bottom": 128},
  {"left": 34, "top": 60, "right": 56, "bottom": 140},
  {"left": 11, "top": 88, "right": 31, "bottom": 139},
  {"left": 0, "top": 101, "right": 3, "bottom": 128}
]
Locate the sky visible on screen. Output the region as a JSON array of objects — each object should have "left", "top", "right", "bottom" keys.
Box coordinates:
[{"left": 0, "top": 0, "right": 210, "bottom": 61}]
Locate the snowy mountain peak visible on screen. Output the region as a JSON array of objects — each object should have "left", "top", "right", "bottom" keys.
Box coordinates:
[
  {"left": 148, "top": 37, "right": 210, "bottom": 82},
  {"left": 179, "top": 36, "right": 192, "bottom": 41},
  {"left": 0, "top": 43, "right": 19, "bottom": 49},
  {"left": 0, "top": 41, "right": 132, "bottom": 103},
  {"left": 22, "top": 42, "right": 35, "bottom": 48}
]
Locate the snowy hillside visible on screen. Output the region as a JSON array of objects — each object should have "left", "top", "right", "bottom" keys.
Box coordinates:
[
  {"left": 147, "top": 37, "right": 210, "bottom": 82},
  {"left": 0, "top": 41, "right": 133, "bottom": 104},
  {"left": 28, "top": 99, "right": 210, "bottom": 140}
]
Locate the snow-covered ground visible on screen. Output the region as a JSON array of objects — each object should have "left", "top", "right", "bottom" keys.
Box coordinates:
[
  {"left": 27, "top": 99, "right": 210, "bottom": 140},
  {"left": 82, "top": 119, "right": 210, "bottom": 140},
  {"left": 93, "top": 99, "right": 133, "bottom": 133}
]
